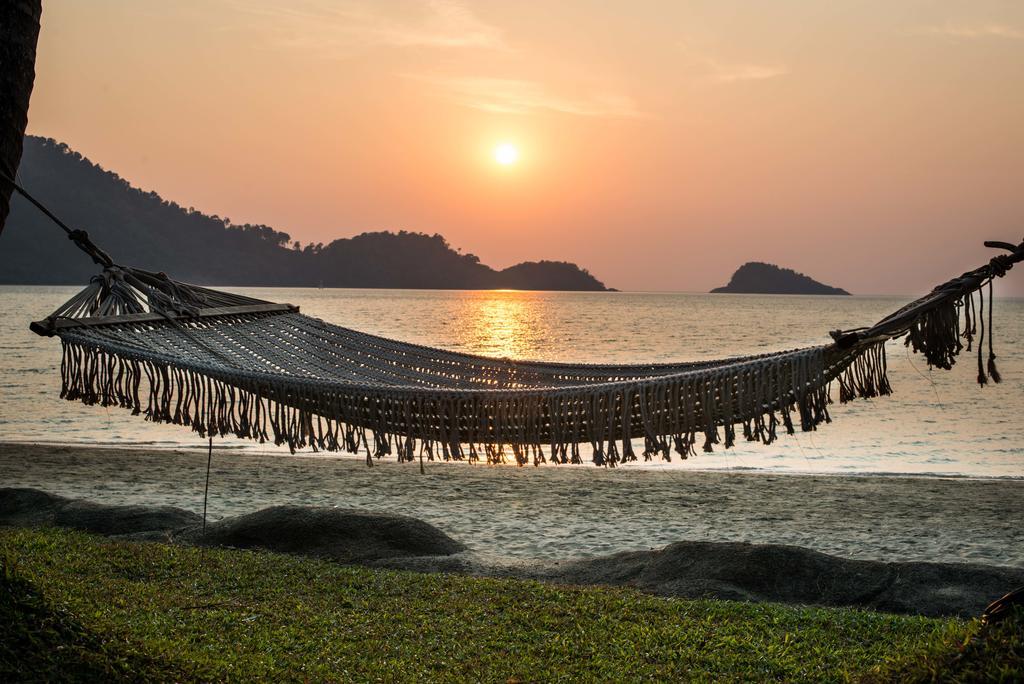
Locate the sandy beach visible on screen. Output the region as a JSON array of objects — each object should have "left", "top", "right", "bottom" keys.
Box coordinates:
[{"left": 3, "top": 442, "right": 1022, "bottom": 568}]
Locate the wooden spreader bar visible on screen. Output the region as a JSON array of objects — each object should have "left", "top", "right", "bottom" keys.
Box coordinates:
[{"left": 30, "top": 302, "right": 298, "bottom": 337}]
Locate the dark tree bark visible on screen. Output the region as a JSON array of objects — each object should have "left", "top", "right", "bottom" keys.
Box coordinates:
[{"left": 0, "top": 0, "right": 43, "bottom": 236}]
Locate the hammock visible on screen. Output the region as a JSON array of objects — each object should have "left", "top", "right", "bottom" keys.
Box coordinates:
[{"left": 26, "top": 234, "right": 1022, "bottom": 468}]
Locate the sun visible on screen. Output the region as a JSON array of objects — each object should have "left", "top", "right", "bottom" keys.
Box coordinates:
[{"left": 493, "top": 143, "right": 519, "bottom": 165}]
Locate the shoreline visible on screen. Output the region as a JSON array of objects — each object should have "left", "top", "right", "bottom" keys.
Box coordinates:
[
  {"left": 2, "top": 441, "right": 1022, "bottom": 569},
  {"left": 2, "top": 439, "right": 1020, "bottom": 482}
]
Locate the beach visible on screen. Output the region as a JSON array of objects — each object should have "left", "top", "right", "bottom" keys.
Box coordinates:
[{"left": 3, "top": 442, "right": 1021, "bottom": 568}]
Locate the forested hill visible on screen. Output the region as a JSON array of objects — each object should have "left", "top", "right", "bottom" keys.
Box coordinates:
[
  {"left": 711, "top": 262, "right": 849, "bottom": 295},
  {"left": 0, "top": 136, "right": 609, "bottom": 290}
]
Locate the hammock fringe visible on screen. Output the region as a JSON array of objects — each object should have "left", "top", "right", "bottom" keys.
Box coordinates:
[{"left": 58, "top": 336, "right": 891, "bottom": 466}]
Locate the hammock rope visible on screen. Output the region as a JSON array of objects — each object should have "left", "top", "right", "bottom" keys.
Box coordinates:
[
  {"left": 11, "top": 172, "right": 1023, "bottom": 465},
  {"left": 1, "top": 168, "right": 114, "bottom": 268}
]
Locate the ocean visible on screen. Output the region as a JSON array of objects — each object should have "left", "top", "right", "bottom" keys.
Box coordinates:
[{"left": 1, "top": 286, "right": 1021, "bottom": 478}]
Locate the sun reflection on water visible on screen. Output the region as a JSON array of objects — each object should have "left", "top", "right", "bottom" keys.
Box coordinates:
[{"left": 452, "top": 291, "right": 551, "bottom": 360}]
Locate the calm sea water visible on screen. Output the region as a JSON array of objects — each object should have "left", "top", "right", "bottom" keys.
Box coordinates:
[{"left": 1, "top": 286, "right": 1021, "bottom": 478}]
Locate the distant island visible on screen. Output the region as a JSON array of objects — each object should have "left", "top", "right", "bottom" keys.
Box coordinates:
[
  {"left": 711, "top": 262, "right": 850, "bottom": 295},
  {"left": 0, "top": 136, "right": 610, "bottom": 291}
]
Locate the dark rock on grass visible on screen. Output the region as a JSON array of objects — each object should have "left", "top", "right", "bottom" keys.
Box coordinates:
[
  {"left": 0, "top": 487, "right": 200, "bottom": 537},
  {"left": 2, "top": 489, "right": 465, "bottom": 563},
  {"left": 177, "top": 505, "right": 466, "bottom": 563},
  {"left": 0, "top": 488, "right": 68, "bottom": 527},
  {"left": 545, "top": 541, "right": 1024, "bottom": 618},
  {"left": 55, "top": 500, "right": 202, "bottom": 538},
  {"left": 379, "top": 543, "right": 1024, "bottom": 618}
]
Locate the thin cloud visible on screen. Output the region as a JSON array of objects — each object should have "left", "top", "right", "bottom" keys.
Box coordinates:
[
  {"left": 224, "top": 0, "right": 506, "bottom": 54},
  {"left": 910, "top": 22, "right": 1024, "bottom": 40},
  {"left": 676, "top": 43, "right": 788, "bottom": 84},
  {"left": 705, "top": 62, "right": 789, "bottom": 83},
  {"left": 410, "top": 75, "right": 647, "bottom": 118}
]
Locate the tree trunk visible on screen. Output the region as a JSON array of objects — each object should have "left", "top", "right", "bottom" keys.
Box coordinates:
[{"left": 0, "top": 0, "right": 43, "bottom": 236}]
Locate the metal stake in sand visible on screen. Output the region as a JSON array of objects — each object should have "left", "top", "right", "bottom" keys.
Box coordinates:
[{"left": 202, "top": 435, "right": 212, "bottom": 540}]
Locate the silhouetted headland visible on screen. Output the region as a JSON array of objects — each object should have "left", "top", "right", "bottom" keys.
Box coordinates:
[
  {"left": 711, "top": 262, "right": 849, "bottom": 295},
  {"left": 0, "top": 136, "right": 609, "bottom": 291}
]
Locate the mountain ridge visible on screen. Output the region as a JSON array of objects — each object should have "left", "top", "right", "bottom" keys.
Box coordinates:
[{"left": 0, "top": 136, "right": 609, "bottom": 291}]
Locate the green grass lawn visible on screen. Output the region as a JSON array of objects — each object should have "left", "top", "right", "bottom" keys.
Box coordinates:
[{"left": 1, "top": 527, "right": 1017, "bottom": 682}]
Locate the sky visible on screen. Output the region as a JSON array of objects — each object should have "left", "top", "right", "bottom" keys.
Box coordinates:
[{"left": 25, "top": 0, "right": 1024, "bottom": 294}]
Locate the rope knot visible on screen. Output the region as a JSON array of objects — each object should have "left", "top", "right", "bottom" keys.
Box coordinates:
[
  {"left": 988, "top": 254, "right": 1013, "bottom": 278},
  {"left": 66, "top": 229, "right": 114, "bottom": 268}
]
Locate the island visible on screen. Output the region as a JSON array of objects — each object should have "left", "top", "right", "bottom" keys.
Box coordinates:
[
  {"left": 0, "top": 136, "right": 610, "bottom": 291},
  {"left": 711, "top": 262, "right": 850, "bottom": 295}
]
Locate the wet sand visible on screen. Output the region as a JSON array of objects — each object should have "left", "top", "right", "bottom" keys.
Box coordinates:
[{"left": 2, "top": 442, "right": 1022, "bottom": 567}]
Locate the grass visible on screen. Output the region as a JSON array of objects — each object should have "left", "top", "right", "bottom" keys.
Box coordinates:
[
  {"left": 0, "top": 527, "right": 1014, "bottom": 682},
  {"left": 1, "top": 554, "right": 190, "bottom": 682},
  {"left": 871, "top": 607, "right": 1024, "bottom": 683}
]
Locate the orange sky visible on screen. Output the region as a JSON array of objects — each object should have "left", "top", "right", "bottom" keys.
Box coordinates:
[{"left": 25, "top": 1, "right": 1024, "bottom": 294}]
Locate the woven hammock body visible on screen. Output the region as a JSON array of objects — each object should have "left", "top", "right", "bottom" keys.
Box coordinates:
[{"left": 36, "top": 241, "right": 1022, "bottom": 466}]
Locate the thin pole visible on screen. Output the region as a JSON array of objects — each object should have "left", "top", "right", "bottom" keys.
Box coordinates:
[{"left": 202, "top": 435, "right": 213, "bottom": 537}]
